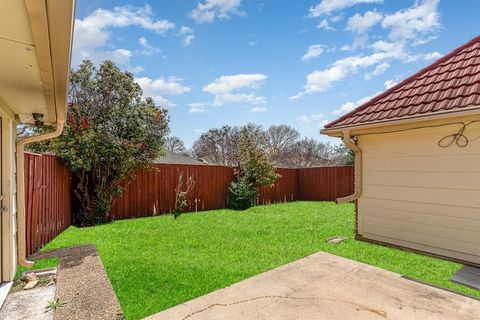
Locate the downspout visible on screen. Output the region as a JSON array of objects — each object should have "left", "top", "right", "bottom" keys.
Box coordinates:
[
  {"left": 16, "top": 121, "right": 65, "bottom": 267},
  {"left": 336, "top": 129, "right": 362, "bottom": 204}
]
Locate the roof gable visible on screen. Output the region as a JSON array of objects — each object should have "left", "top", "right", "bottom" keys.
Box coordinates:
[{"left": 324, "top": 35, "right": 480, "bottom": 130}]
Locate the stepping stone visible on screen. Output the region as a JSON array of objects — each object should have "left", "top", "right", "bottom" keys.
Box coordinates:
[
  {"left": 326, "top": 236, "right": 347, "bottom": 243},
  {"left": 21, "top": 267, "right": 57, "bottom": 280},
  {"left": 23, "top": 280, "right": 39, "bottom": 290},
  {"left": 451, "top": 265, "right": 480, "bottom": 290}
]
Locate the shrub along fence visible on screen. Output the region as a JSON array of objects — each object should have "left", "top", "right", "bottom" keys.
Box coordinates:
[
  {"left": 24, "top": 153, "right": 72, "bottom": 256},
  {"left": 109, "top": 165, "right": 353, "bottom": 220}
]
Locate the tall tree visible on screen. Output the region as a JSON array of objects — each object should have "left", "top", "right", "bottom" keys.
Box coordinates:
[
  {"left": 330, "top": 144, "right": 355, "bottom": 165},
  {"left": 192, "top": 123, "right": 265, "bottom": 166},
  {"left": 191, "top": 124, "right": 352, "bottom": 168},
  {"left": 165, "top": 136, "right": 188, "bottom": 155},
  {"left": 192, "top": 126, "right": 239, "bottom": 166},
  {"left": 39, "top": 60, "right": 169, "bottom": 226},
  {"left": 284, "top": 138, "right": 333, "bottom": 168},
  {"left": 264, "top": 125, "right": 300, "bottom": 165}
]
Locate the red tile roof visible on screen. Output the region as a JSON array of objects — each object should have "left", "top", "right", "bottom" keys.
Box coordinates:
[{"left": 324, "top": 35, "right": 480, "bottom": 130}]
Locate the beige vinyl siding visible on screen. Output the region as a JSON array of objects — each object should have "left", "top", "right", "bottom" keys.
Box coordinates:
[{"left": 358, "top": 119, "right": 480, "bottom": 265}]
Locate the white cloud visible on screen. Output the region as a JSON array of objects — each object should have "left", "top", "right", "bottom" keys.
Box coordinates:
[
  {"left": 250, "top": 106, "right": 269, "bottom": 113},
  {"left": 138, "top": 37, "right": 161, "bottom": 56},
  {"left": 298, "top": 42, "right": 411, "bottom": 97},
  {"left": 423, "top": 51, "right": 442, "bottom": 60},
  {"left": 370, "top": 40, "right": 395, "bottom": 52},
  {"left": 291, "top": 65, "right": 344, "bottom": 99},
  {"left": 330, "top": 15, "right": 342, "bottom": 22},
  {"left": 333, "top": 102, "right": 357, "bottom": 115},
  {"left": 413, "top": 35, "right": 438, "bottom": 46},
  {"left": 295, "top": 1, "right": 442, "bottom": 101},
  {"left": 76, "top": 48, "right": 142, "bottom": 71},
  {"left": 382, "top": 0, "right": 440, "bottom": 41},
  {"left": 79, "top": 5, "right": 174, "bottom": 33},
  {"left": 203, "top": 74, "right": 267, "bottom": 106},
  {"left": 318, "top": 119, "right": 330, "bottom": 128},
  {"left": 347, "top": 11, "right": 382, "bottom": 34},
  {"left": 298, "top": 113, "right": 324, "bottom": 124},
  {"left": 137, "top": 77, "right": 191, "bottom": 96},
  {"left": 73, "top": 5, "right": 174, "bottom": 66},
  {"left": 204, "top": 74, "right": 266, "bottom": 94},
  {"left": 188, "top": 103, "right": 207, "bottom": 113},
  {"left": 345, "top": 11, "right": 383, "bottom": 48},
  {"left": 190, "top": 0, "right": 244, "bottom": 23},
  {"left": 364, "top": 61, "right": 389, "bottom": 80},
  {"left": 214, "top": 93, "right": 266, "bottom": 106},
  {"left": 384, "top": 79, "right": 398, "bottom": 89},
  {"left": 332, "top": 91, "right": 380, "bottom": 115},
  {"left": 179, "top": 26, "right": 195, "bottom": 46},
  {"left": 108, "top": 49, "right": 132, "bottom": 64},
  {"left": 136, "top": 77, "right": 191, "bottom": 108},
  {"left": 302, "top": 45, "right": 326, "bottom": 62},
  {"left": 291, "top": 45, "right": 404, "bottom": 99},
  {"left": 130, "top": 66, "right": 145, "bottom": 74},
  {"left": 298, "top": 115, "right": 310, "bottom": 124},
  {"left": 309, "top": 0, "right": 383, "bottom": 17},
  {"left": 317, "top": 19, "right": 336, "bottom": 31}
]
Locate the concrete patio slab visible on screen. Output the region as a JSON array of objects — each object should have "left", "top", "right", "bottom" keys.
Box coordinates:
[
  {"left": 148, "top": 252, "right": 480, "bottom": 320},
  {"left": 0, "top": 285, "right": 55, "bottom": 320}
]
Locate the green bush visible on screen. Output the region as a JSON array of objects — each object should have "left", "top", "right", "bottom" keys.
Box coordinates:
[
  {"left": 228, "top": 177, "right": 258, "bottom": 210},
  {"left": 28, "top": 60, "right": 170, "bottom": 226}
]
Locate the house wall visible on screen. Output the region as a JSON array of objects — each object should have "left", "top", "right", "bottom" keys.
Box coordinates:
[
  {"left": 0, "top": 111, "right": 18, "bottom": 282},
  {"left": 357, "top": 116, "right": 480, "bottom": 265}
]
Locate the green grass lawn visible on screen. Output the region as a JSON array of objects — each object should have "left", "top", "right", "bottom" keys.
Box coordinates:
[{"left": 33, "top": 201, "right": 479, "bottom": 319}]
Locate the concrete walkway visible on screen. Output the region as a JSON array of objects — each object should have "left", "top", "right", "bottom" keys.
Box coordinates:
[
  {"left": 148, "top": 252, "right": 480, "bottom": 320},
  {"left": 30, "top": 245, "right": 122, "bottom": 320}
]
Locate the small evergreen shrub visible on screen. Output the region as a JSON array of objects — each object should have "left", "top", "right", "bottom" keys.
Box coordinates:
[
  {"left": 228, "top": 128, "right": 279, "bottom": 210},
  {"left": 228, "top": 177, "right": 258, "bottom": 210}
]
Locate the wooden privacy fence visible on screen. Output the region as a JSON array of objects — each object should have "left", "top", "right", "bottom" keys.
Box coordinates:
[
  {"left": 297, "top": 166, "right": 355, "bottom": 201},
  {"left": 109, "top": 165, "right": 354, "bottom": 220},
  {"left": 22, "top": 154, "right": 353, "bottom": 254},
  {"left": 110, "top": 164, "right": 235, "bottom": 219},
  {"left": 24, "top": 153, "right": 72, "bottom": 256}
]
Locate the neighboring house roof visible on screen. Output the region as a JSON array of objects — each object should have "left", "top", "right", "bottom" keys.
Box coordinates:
[
  {"left": 324, "top": 35, "right": 480, "bottom": 131},
  {"left": 156, "top": 150, "right": 208, "bottom": 165}
]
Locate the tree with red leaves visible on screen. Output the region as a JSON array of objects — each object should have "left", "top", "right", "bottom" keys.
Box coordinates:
[{"left": 43, "top": 60, "right": 169, "bottom": 226}]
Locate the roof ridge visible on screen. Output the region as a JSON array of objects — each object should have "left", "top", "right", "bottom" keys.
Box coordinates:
[{"left": 324, "top": 34, "right": 480, "bottom": 129}]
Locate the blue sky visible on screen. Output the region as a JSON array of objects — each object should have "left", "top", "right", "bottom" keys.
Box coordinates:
[{"left": 73, "top": 0, "right": 480, "bottom": 146}]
